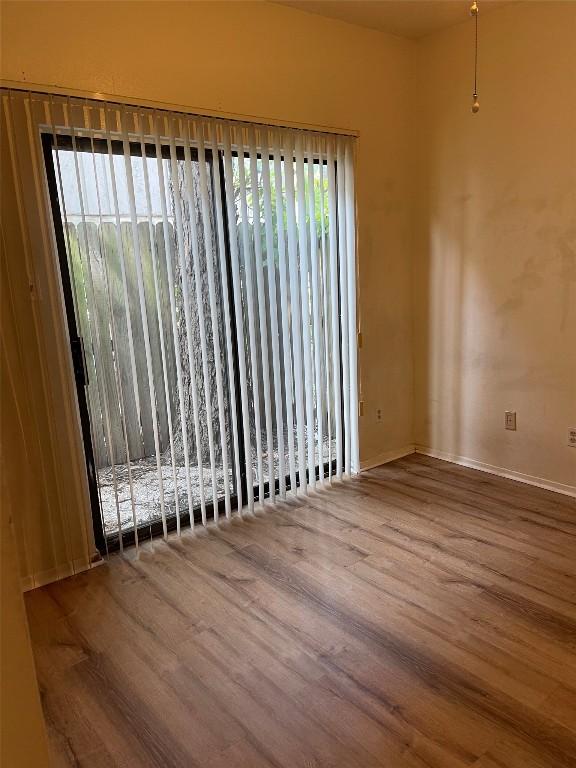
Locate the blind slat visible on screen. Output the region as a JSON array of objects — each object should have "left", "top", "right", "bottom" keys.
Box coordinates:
[
  {"left": 295, "top": 135, "right": 316, "bottom": 492},
  {"left": 345, "top": 141, "right": 359, "bottom": 474},
  {"left": 260, "top": 129, "right": 286, "bottom": 498},
  {"left": 102, "top": 105, "right": 144, "bottom": 548},
  {"left": 283, "top": 131, "right": 307, "bottom": 492},
  {"left": 181, "top": 119, "right": 219, "bottom": 518},
  {"left": 209, "top": 121, "right": 242, "bottom": 517},
  {"left": 236, "top": 132, "right": 265, "bottom": 505},
  {"left": 307, "top": 144, "right": 323, "bottom": 485},
  {"left": 248, "top": 128, "right": 275, "bottom": 501},
  {"left": 327, "top": 138, "right": 343, "bottom": 479},
  {"left": 153, "top": 113, "right": 195, "bottom": 532},
  {"left": 167, "top": 116, "right": 208, "bottom": 524},
  {"left": 337, "top": 139, "right": 351, "bottom": 476},
  {"left": 318, "top": 147, "right": 332, "bottom": 480},
  {"left": 136, "top": 112, "right": 182, "bottom": 532},
  {"left": 120, "top": 109, "right": 168, "bottom": 539},
  {"left": 272, "top": 133, "right": 297, "bottom": 495},
  {"left": 74, "top": 121, "right": 121, "bottom": 544},
  {"left": 222, "top": 126, "right": 255, "bottom": 513},
  {"left": 196, "top": 122, "right": 232, "bottom": 520}
]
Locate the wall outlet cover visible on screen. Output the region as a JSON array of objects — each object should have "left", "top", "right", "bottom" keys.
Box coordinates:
[{"left": 569, "top": 428, "right": 576, "bottom": 447}]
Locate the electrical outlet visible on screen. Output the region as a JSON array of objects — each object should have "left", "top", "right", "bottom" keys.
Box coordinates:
[
  {"left": 376, "top": 408, "right": 383, "bottom": 423},
  {"left": 505, "top": 411, "right": 517, "bottom": 431},
  {"left": 569, "top": 428, "right": 576, "bottom": 448}
]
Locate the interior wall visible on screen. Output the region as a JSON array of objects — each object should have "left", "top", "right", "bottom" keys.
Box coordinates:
[
  {"left": 0, "top": 512, "right": 51, "bottom": 768},
  {"left": 1, "top": 336, "right": 51, "bottom": 767},
  {"left": 1, "top": 0, "right": 415, "bottom": 583},
  {"left": 413, "top": 1, "right": 576, "bottom": 491}
]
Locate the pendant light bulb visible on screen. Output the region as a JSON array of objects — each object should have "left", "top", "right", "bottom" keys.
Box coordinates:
[{"left": 470, "top": 1, "right": 479, "bottom": 114}]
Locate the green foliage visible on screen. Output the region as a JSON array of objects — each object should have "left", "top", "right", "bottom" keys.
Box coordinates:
[{"left": 233, "top": 157, "right": 329, "bottom": 268}]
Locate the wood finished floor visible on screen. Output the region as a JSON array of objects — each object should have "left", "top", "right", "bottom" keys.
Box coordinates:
[{"left": 26, "top": 454, "right": 576, "bottom": 768}]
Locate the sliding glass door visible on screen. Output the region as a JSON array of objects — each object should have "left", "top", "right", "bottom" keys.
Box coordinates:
[
  {"left": 44, "top": 134, "right": 239, "bottom": 549},
  {"left": 36, "top": 96, "right": 357, "bottom": 553}
]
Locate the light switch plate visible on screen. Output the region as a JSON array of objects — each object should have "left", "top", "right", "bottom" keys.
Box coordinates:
[{"left": 505, "top": 411, "right": 517, "bottom": 431}]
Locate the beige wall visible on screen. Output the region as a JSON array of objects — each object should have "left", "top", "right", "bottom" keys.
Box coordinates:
[
  {"left": 413, "top": 1, "right": 576, "bottom": 490},
  {"left": 0, "top": 509, "right": 51, "bottom": 768},
  {"left": 1, "top": 336, "right": 51, "bottom": 767}
]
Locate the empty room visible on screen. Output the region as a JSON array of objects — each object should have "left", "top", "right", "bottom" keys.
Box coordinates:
[{"left": 1, "top": 1, "right": 575, "bottom": 766}]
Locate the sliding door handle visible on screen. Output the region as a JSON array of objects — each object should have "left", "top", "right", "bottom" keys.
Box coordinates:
[{"left": 71, "top": 336, "right": 89, "bottom": 387}]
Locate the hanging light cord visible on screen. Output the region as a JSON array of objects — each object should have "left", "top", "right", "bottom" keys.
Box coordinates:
[
  {"left": 471, "top": 1, "right": 480, "bottom": 112},
  {"left": 474, "top": 7, "right": 478, "bottom": 96}
]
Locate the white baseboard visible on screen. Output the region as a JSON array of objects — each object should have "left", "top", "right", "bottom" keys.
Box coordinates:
[
  {"left": 21, "top": 554, "right": 105, "bottom": 592},
  {"left": 415, "top": 446, "right": 576, "bottom": 498},
  {"left": 360, "top": 445, "right": 415, "bottom": 472}
]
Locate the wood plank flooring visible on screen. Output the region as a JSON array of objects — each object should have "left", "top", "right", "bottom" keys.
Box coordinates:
[{"left": 25, "top": 454, "right": 576, "bottom": 767}]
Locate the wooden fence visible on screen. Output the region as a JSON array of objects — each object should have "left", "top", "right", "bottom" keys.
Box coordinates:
[
  {"left": 68, "top": 220, "right": 179, "bottom": 468},
  {"left": 68, "top": 217, "right": 333, "bottom": 473}
]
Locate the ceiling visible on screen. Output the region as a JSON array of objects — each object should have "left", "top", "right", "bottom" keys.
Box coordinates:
[{"left": 272, "top": 1, "right": 511, "bottom": 40}]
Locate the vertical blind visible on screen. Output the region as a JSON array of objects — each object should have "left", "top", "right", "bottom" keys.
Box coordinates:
[{"left": 2, "top": 89, "right": 358, "bottom": 559}]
